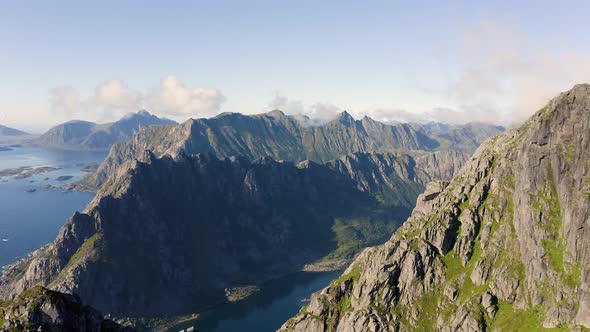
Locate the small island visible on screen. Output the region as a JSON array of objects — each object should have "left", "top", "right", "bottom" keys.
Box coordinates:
[
  {"left": 0, "top": 166, "right": 61, "bottom": 179},
  {"left": 55, "top": 175, "right": 74, "bottom": 181},
  {"left": 81, "top": 163, "right": 100, "bottom": 173}
]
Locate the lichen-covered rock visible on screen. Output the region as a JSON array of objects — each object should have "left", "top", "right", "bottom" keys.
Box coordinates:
[
  {"left": 281, "top": 84, "right": 590, "bottom": 331},
  {"left": 0, "top": 286, "right": 130, "bottom": 331}
]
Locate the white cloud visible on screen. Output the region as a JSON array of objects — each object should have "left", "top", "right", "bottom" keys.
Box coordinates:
[
  {"left": 49, "top": 86, "right": 80, "bottom": 115},
  {"left": 269, "top": 94, "right": 342, "bottom": 125},
  {"left": 446, "top": 19, "right": 590, "bottom": 125},
  {"left": 93, "top": 80, "right": 142, "bottom": 111},
  {"left": 48, "top": 75, "right": 226, "bottom": 121},
  {"left": 146, "top": 75, "right": 226, "bottom": 117}
]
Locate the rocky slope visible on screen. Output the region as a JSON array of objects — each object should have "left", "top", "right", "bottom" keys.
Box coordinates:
[
  {"left": 0, "top": 148, "right": 465, "bottom": 317},
  {"left": 0, "top": 286, "right": 129, "bottom": 331},
  {"left": 0, "top": 124, "right": 28, "bottom": 136},
  {"left": 79, "top": 110, "right": 483, "bottom": 191},
  {"left": 281, "top": 84, "right": 590, "bottom": 331},
  {"left": 35, "top": 110, "right": 175, "bottom": 151}
]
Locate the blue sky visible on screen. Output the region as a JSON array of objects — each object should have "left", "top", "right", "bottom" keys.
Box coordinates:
[{"left": 2, "top": 0, "right": 590, "bottom": 131}]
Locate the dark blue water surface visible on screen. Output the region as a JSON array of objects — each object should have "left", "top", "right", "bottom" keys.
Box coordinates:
[
  {"left": 0, "top": 146, "right": 106, "bottom": 267},
  {"left": 173, "top": 271, "right": 340, "bottom": 332}
]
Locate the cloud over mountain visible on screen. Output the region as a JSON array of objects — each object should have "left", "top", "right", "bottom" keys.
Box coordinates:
[{"left": 48, "top": 75, "right": 226, "bottom": 122}]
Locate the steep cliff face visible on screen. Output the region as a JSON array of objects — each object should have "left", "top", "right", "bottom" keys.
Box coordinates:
[
  {"left": 81, "top": 111, "right": 446, "bottom": 190},
  {"left": 281, "top": 85, "right": 590, "bottom": 331},
  {"left": 0, "top": 286, "right": 129, "bottom": 331},
  {"left": 0, "top": 148, "right": 463, "bottom": 317},
  {"left": 35, "top": 111, "right": 175, "bottom": 151},
  {"left": 328, "top": 151, "right": 468, "bottom": 209}
]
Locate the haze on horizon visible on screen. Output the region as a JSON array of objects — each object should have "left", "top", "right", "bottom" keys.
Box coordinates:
[{"left": 2, "top": 0, "right": 590, "bottom": 132}]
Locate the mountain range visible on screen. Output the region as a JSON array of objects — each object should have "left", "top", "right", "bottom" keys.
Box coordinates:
[
  {"left": 0, "top": 147, "right": 466, "bottom": 317},
  {"left": 0, "top": 106, "right": 511, "bottom": 328},
  {"left": 34, "top": 111, "right": 176, "bottom": 151},
  {"left": 78, "top": 110, "right": 502, "bottom": 191},
  {"left": 281, "top": 84, "right": 590, "bottom": 331}
]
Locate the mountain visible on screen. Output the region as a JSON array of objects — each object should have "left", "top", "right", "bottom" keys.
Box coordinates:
[
  {"left": 415, "top": 122, "right": 506, "bottom": 153},
  {"left": 78, "top": 110, "right": 462, "bottom": 191},
  {"left": 35, "top": 111, "right": 176, "bottom": 151},
  {"left": 0, "top": 286, "right": 130, "bottom": 331},
  {"left": 281, "top": 84, "right": 590, "bottom": 331},
  {"left": 0, "top": 124, "right": 28, "bottom": 136},
  {"left": 0, "top": 149, "right": 466, "bottom": 317}
]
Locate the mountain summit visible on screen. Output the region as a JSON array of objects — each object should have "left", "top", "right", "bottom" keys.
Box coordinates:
[
  {"left": 281, "top": 84, "right": 590, "bottom": 331},
  {"left": 35, "top": 111, "right": 176, "bottom": 151}
]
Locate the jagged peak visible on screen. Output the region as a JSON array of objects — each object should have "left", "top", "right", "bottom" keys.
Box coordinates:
[
  {"left": 120, "top": 110, "right": 152, "bottom": 121},
  {"left": 265, "top": 109, "right": 287, "bottom": 117},
  {"left": 334, "top": 111, "right": 356, "bottom": 126},
  {"left": 296, "top": 159, "right": 321, "bottom": 169},
  {"left": 361, "top": 115, "right": 377, "bottom": 122},
  {"left": 214, "top": 111, "right": 243, "bottom": 119}
]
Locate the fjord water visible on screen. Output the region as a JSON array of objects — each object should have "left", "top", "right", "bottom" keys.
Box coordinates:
[
  {"left": 173, "top": 271, "right": 340, "bottom": 332},
  {"left": 0, "top": 147, "right": 106, "bottom": 266}
]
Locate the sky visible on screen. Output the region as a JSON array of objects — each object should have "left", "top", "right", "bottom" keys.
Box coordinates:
[{"left": 2, "top": 0, "right": 590, "bottom": 132}]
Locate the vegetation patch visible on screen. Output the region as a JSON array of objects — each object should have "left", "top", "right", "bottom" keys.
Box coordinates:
[
  {"left": 562, "top": 262, "right": 582, "bottom": 288},
  {"left": 332, "top": 263, "right": 362, "bottom": 285},
  {"left": 411, "top": 288, "right": 443, "bottom": 331},
  {"left": 533, "top": 162, "right": 565, "bottom": 273},
  {"left": 490, "top": 303, "right": 568, "bottom": 331},
  {"left": 442, "top": 250, "right": 463, "bottom": 280},
  {"left": 564, "top": 143, "right": 576, "bottom": 163},
  {"left": 63, "top": 234, "right": 101, "bottom": 272},
  {"left": 337, "top": 296, "right": 352, "bottom": 312}
]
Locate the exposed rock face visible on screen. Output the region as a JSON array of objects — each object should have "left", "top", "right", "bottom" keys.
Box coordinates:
[
  {"left": 81, "top": 110, "right": 452, "bottom": 190},
  {"left": 0, "top": 124, "right": 28, "bottom": 136},
  {"left": 0, "top": 147, "right": 464, "bottom": 317},
  {"left": 35, "top": 110, "right": 175, "bottom": 151},
  {"left": 328, "top": 151, "right": 467, "bottom": 209},
  {"left": 281, "top": 84, "right": 590, "bottom": 331},
  {"left": 0, "top": 286, "right": 129, "bottom": 331}
]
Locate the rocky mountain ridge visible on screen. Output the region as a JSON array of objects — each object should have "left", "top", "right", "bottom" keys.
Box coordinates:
[
  {"left": 80, "top": 110, "right": 497, "bottom": 191},
  {"left": 281, "top": 84, "right": 590, "bottom": 331}
]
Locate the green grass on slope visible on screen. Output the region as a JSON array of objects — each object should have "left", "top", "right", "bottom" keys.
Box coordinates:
[{"left": 490, "top": 304, "right": 570, "bottom": 332}]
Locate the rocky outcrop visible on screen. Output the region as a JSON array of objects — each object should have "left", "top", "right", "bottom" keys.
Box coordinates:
[
  {"left": 0, "top": 286, "right": 129, "bottom": 331},
  {"left": 80, "top": 111, "right": 460, "bottom": 190},
  {"left": 35, "top": 110, "right": 175, "bottom": 151},
  {"left": 0, "top": 147, "right": 464, "bottom": 317},
  {"left": 281, "top": 84, "right": 590, "bottom": 331}
]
